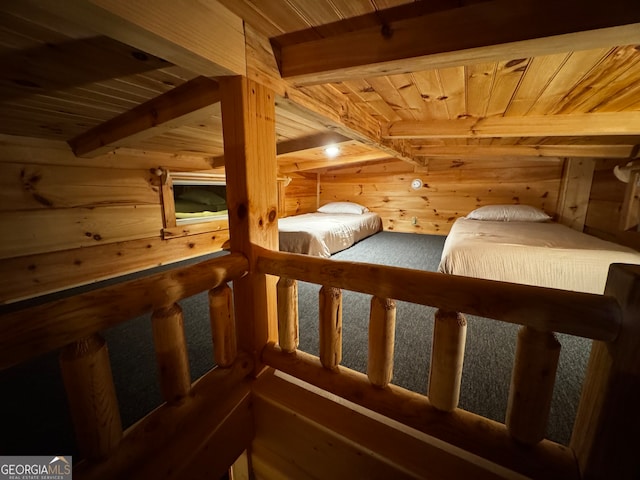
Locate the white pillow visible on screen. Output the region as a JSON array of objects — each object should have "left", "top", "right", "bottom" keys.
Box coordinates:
[
  {"left": 317, "top": 202, "right": 369, "bottom": 215},
  {"left": 466, "top": 205, "right": 551, "bottom": 222}
]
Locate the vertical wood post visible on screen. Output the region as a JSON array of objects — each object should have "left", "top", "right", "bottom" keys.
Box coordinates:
[
  {"left": 59, "top": 333, "right": 122, "bottom": 461},
  {"left": 368, "top": 296, "right": 396, "bottom": 388},
  {"left": 571, "top": 264, "right": 640, "bottom": 479},
  {"left": 277, "top": 277, "right": 299, "bottom": 353},
  {"left": 428, "top": 309, "right": 467, "bottom": 412},
  {"left": 221, "top": 76, "right": 278, "bottom": 375},
  {"left": 151, "top": 303, "right": 191, "bottom": 403},
  {"left": 319, "top": 286, "right": 342, "bottom": 370},
  {"left": 506, "top": 326, "right": 561, "bottom": 445},
  {"left": 209, "top": 283, "right": 237, "bottom": 367}
]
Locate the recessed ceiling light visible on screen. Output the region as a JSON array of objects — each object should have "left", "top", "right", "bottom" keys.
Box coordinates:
[{"left": 324, "top": 145, "right": 340, "bottom": 158}]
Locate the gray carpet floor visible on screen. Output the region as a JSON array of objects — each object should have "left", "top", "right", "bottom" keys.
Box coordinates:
[{"left": 0, "top": 231, "right": 589, "bottom": 458}]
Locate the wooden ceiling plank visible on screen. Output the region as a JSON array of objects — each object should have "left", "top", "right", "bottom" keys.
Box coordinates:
[
  {"left": 410, "top": 71, "right": 450, "bottom": 120},
  {"left": 527, "top": 48, "right": 612, "bottom": 115},
  {"left": 504, "top": 53, "right": 568, "bottom": 117},
  {"left": 366, "top": 76, "right": 419, "bottom": 120},
  {"left": 69, "top": 76, "right": 220, "bottom": 158},
  {"left": 24, "top": 0, "right": 246, "bottom": 77},
  {"left": 437, "top": 66, "right": 467, "bottom": 120},
  {"left": 553, "top": 45, "right": 640, "bottom": 114},
  {"left": 573, "top": 50, "right": 640, "bottom": 113},
  {"left": 215, "top": 0, "right": 287, "bottom": 39},
  {"left": 329, "top": 0, "right": 376, "bottom": 18},
  {"left": 332, "top": 80, "right": 401, "bottom": 123},
  {"left": 465, "top": 62, "right": 496, "bottom": 118},
  {"left": 373, "top": 0, "right": 413, "bottom": 8},
  {"left": 598, "top": 81, "right": 640, "bottom": 112},
  {"left": 485, "top": 58, "right": 530, "bottom": 117},
  {"left": 386, "top": 112, "right": 640, "bottom": 138},
  {"left": 274, "top": 0, "right": 640, "bottom": 84},
  {"left": 387, "top": 74, "right": 431, "bottom": 120}
]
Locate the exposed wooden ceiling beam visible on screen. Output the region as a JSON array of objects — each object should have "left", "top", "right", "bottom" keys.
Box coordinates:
[
  {"left": 412, "top": 144, "right": 636, "bottom": 159},
  {"left": 23, "top": 0, "right": 245, "bottom": 77},
  {"left": 276, "top": 132, "right": 352, "bottom": 156},
  {"left": 69, "top": 76, "right": 220, "bottom": 158},
  {"left": 279, "top": 154, "right": 394, "bottom": 174},
  {"left": 273, "top": 0, "right": 640, "bottom": 85},
  {"left": 385, "top": 112, "right": 640, "bottom": 139}
]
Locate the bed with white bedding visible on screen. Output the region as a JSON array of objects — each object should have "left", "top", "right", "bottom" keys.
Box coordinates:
[
  {"left": 279, "top": 202, "right": 382, "bottom": 257},
  {"left": 438, "top": 205, "right": 640, "bottom": 294}
]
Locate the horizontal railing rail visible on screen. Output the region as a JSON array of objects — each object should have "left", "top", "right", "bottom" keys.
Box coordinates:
[
  {"left": 255, "top": 247, "right": 622, "bottom": 341},
  {"left": 0, "top": 252, "right": 248, "bottom": 370}
]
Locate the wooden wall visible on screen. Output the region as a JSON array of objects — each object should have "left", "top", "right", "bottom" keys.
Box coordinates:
[
  {"left": 282, "top": 172, "right": 318, "bottom": 217},
  {"left": 585, "top": 159, "right": 640, "bottom": 250},
  {"left": 0, "top": 135, "right": 229, "bottom": 304},
  {"left": 318, "top": 158, "right": 564, "bottom": 235}
]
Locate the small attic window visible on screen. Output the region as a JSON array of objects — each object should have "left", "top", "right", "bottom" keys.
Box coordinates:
[
  {"left": 159, "top": 170, "right": 229, "bottom": 239},
  {"left": 173, "top": 181, "right": 228, "bottom": 225}
]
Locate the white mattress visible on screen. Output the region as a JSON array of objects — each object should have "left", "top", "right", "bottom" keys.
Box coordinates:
[
  {"left": 438, "top": 218, "right": 640, "bottom": 294},
  {"left": 279, "top": 212, "right": 382, "bottom": 257}
]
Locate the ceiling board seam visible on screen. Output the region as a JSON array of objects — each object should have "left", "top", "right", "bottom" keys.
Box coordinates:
[
  {"left": 483, "top": 62, "right": 498, "bottom": 120},
  {"left": 552, "top": 47, "right": 618, "bottom": 114},
  {"left": 522, "top": 53, "right": 571, "bottom": 117}
]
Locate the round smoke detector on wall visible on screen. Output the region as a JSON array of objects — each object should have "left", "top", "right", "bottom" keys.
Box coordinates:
[{"left": 411, "top": 178, "right": 423, "bottom": 190}]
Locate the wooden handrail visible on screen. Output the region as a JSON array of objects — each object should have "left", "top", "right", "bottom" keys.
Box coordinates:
[
  {"left": 255, "top": 248, "right": 622, "bottom": 341},
  {"left": 0, "top": 253, "right": 249, "bottom": 370}
]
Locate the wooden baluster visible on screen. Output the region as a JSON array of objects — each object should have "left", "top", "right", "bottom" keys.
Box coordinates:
[
  {"left": 151, "top": 303, "right": 191, "bottom": 404},
  {"left": 506, "top": 326, "right": 560, "bottom": 445},
  {"left": 277, "top": 277, "right": 299, "bottom": 353},
  {"left": 571, "top": 264, "right": 640, "bottom": 479},
  {"left": 319, "top": 286, "right": 342, "bottom": 370},
  {"left": 368, "top": 296, "right": 396, "bottom": 388},
  {"left": 59, "top": 333, "right": 122, "bottom": 461},
  {"left": 428, "top": 309, "right": 467, "bottom": 412},
  {"left": 209, "top": 283, "right": 237, "bottom": 367}
]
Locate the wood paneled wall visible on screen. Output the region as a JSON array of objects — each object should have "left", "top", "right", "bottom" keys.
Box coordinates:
[
  {"left": 585, "top": 159, "right": 640, "bottom": 250},
  {"left": 282, "top": 172, "right": 318, "bottom": 217},
  {"left": 0, "top": 135, "right": 228, "bottom": 304},
  {"left": 318, "top": 158, "right": 564, "bottom": 235}
]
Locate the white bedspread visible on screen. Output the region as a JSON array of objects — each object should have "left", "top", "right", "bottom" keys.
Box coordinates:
[
  {"left": 438, "top": 218, "right": 640, "bottom": 294},
  {"left": 279, "top": 212, "right": 382, "bottom": 257}
]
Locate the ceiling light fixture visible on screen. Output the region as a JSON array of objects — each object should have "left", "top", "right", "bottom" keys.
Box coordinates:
[{"left": 324, "top": 145, "right": 340, "bottom": 158}]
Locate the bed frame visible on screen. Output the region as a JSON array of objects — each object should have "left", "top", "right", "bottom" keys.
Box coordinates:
[{"left": 1, "top": 77, "right": 638, "bottom": 480}]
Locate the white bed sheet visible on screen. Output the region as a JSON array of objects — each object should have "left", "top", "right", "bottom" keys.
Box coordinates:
[
  {"left": 279, "top": 212, "right": 382, "bottom": 257},
  {"left": 438, "top": 218, "right": 640, "bottom": 294}
]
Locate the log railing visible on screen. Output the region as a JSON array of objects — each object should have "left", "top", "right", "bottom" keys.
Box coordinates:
[
  {"left": 255, "top": 247, "right": 639, "bottom": 480},
  {"left": 0, "top": 253, "right": 251, "bottom": 478}
]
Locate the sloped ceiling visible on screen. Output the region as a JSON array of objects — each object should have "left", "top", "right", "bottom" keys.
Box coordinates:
[{"left": 0, "top": 0, "right": 638, "bottom": 172}]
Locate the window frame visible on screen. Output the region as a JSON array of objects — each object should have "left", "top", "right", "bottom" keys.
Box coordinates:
[{"left": 159, "top": 170, "right": 229, "bottom": 240}]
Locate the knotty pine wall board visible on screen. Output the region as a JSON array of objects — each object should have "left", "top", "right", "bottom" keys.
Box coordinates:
[
  {"left": 0, "top": 136, "right": 228, "bottom": 303},
  {"left": 282, "top": 172, "right": 318, "bottom": 217},
  {"left": 0, "top": 205, "right": 163, "bottom": 260},
  {"left": 0, "top": 231, "right": 229, "bottom": 304},
  {"left": 0, "top": 162, "right": 159, "bottom": 211},
  {"left": 318, "top": 158, "right": 563, "bottom": 235}
]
